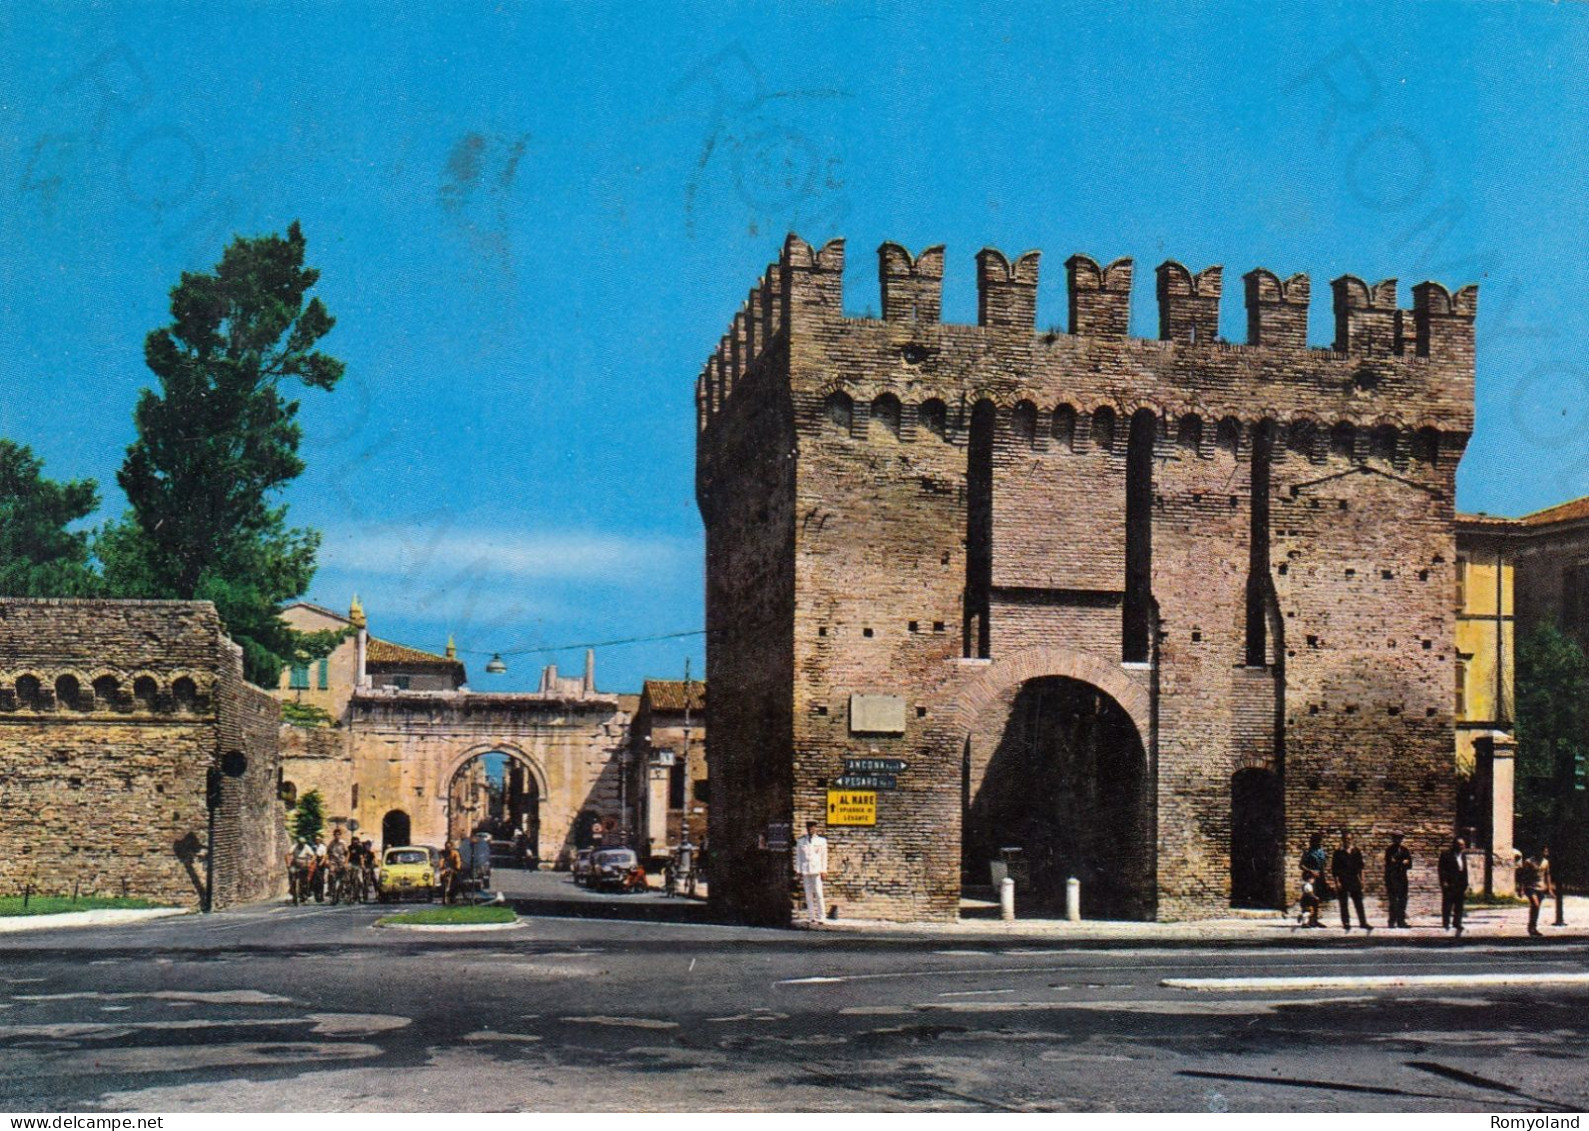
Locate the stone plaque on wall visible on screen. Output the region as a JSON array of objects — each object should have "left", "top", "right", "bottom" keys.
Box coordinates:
[{"left": 848, "top": 694, "right": 907, "bottom": 735}]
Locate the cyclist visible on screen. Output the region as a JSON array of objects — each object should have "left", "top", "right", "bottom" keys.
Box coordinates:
[
  {"left": 310, "top": 838, "right": 327, "bottom": 902},
  {"left": 345, "top": 835, "right": 367, "bottom": 903},
  {"left": 325, "top": 827, "right": 350, "bottom": 904},
  {"left": 287, "top": 839, "right": 316, "bottom": 904}
]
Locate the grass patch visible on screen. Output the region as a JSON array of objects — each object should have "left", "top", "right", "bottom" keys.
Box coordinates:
[
  {"left": 0, "top": 896, "right": 165, "bottom": 917},
  {"left": 377, "top": 905, "right": 516, "bottom": 927},
  {"left": 1468, "top": 893, "right": 1530, "bottom": 908}
]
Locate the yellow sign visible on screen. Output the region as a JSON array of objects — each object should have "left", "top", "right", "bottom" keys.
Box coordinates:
[{"left": 826, "top": 790, "right": 876, "bottom": 826}]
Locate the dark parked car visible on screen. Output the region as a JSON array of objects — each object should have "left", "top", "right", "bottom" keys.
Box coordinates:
[
  {"left": 571, "top": 848, "right": 595, "bottom": 886},
  {"left": 589, "top": 847, "right": 641, "bottom": 892}
]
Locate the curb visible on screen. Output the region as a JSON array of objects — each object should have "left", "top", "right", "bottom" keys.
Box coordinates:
[
  {"left": 0, "top": 907, "right": 192, "bottom": 934},
  {"left": 1164, "top": 971, "right": 1589, "bottom": 992},
  {"left": 374, "top": 918, "right": 524, "bottom": 933}
]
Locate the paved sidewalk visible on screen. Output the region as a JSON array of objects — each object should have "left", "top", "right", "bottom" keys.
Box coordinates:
[
  {"left": 0, "top": 906, "right": 191, "bottom": 933},
  {"left": 802, "top": 894, "right": 1589, "bottom": 944}
]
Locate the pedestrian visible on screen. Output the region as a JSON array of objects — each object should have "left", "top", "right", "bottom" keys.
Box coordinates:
[
  {"left": 1383, "top": 831, "right": 1412, "bottom": 929},
  {"left": 439, "top": 839, "right": 462, "bottom": 905},
  {"left": 1438, "top": 836, "right": 1468, "bottom": 937},
  {"left": 794, "top": 820, "right": 829, "bottom": 927},
  {"left": 1331, "top": 830, "right": 1372, "bottom": 932},
  {"left": 1299, "top": 832, "right": 1328, "bottom": 928},
  {"left": 1522, "top": 846, "right": 1553, "bottom": 937}
]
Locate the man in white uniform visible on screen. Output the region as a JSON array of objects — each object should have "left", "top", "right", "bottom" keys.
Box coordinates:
[{"left": 794, "top": 821, "right": 828, "bottom": 926}]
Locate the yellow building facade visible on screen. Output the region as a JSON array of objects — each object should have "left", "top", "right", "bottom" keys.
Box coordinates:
[{"left": 1455, "top": 515, "right": 1518, "bottom": 878}]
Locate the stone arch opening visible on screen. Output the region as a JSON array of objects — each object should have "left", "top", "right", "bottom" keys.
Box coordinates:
[
  {"left": 445, "top": 747, "right": 542, "bottom": 859},
  {"left": 1230, "top": 767, "right": 1285, "bottom": 909},
  {"left": 16, "top": 674, "right": 43, "bottom": 709},
  {"left": 1052, "top": 404, "right": 1077, "bottom": 450},
  {"left": 92, "top": 674, "right": 121, "bottom": 707},
  {"left": 381, "top": 809, "right": 412, "bottom": 850},
  {"left": 964, "top": 675, "right": 1154, "bottom": 920},
  {"left": 133, "top": 675, "right": 159, "bottom": 709},
  {"left": 871, "top": 393, "right": 901, "bottom": 439},
  {"left": 824, "top": 391, "right": 853, "bottom": 432},
  {"left": 56, "top": 673, "right": 85, "bottom": 710}
]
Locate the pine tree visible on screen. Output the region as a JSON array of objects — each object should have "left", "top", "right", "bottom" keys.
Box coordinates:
[
  {"left": 0, "top": 440, "right": 101, "bottom": 597},
  {"left": 290, "top": 788, "right": 327, "bottom": 844},
  {"left": 100, "top": 222, "right": 343, "bottom": 684}
]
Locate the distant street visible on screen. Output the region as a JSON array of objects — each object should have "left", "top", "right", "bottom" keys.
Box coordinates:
[{"left": 2, "top": 874, "right": 1587, "bottom": 1113}]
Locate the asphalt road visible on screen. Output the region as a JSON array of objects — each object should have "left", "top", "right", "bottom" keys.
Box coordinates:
[{"left": 2, "top": 879, "right": 1587, "bottom": 1113}]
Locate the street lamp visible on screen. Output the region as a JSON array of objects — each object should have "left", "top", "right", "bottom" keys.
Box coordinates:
[{"left": 485, "top": 654, "right": 507, "bottom": 675}]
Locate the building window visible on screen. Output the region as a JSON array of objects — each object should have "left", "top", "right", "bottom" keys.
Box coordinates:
[
  {"left": 692, "top": 778, "right": 710, "bottom": 804},
  {"left": 289, "top": 664, "right": 309, "bottom": 690},
  {"left": 317, "top": 658, "right": 329, "bottom": 690},
  {"left": 351, "top": 784, "right": 359, "bottom": 810},
  {"left": 1455, "top": 659, "right": 1468, "bottom": 719},
  {"left": 1455, "top": 557, "right": 1467, "bottom": 612},
  {"left": 669, "top": 762, "right": 686, "bottom": 809}
]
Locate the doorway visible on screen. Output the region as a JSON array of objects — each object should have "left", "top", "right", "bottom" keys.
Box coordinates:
[
  {"left": 1230, "top": 768, "right": 1285, "bottom": 909},
  {"left": 381, "top": 809, "right": 411, "bottom": 850},
  {"left": 965, "top": 676, "right": 1153, "bottom": 919}
]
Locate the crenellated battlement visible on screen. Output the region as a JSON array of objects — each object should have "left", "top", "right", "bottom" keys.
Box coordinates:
[{"left": 695, "top": 234, "right": 1477, "bottom": 438}]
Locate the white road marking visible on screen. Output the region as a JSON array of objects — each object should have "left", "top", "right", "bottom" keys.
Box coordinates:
[
  {"left": 777, "top": 953, "right": 1561, "bottom": 987},
  {"left": 2, "top": 1040, "right": 382, "bottom": 1075},
  {"left": 707, "top": 1011, "right": 789, "bottom": 1022},
  {"left": 841, "top": 995, "right": 1378, "bottom": 1016},
  {"left": 559, "top": 1015, "right": 679, "bottom": 1029},
  {"left": 463, "top": 1030, "right": 542, "bottom": 1042},
  {"left": 306, "top": 1013, "right": 411, "bottom": 1035},
  {"left": 13, "top": 990, "right": 290, "bottom": 1005},
  {"left": 938, "top": 989, "right": 1015, "bottom": 997},
  {"left": 1164, "top": 971, "right": 1589, "bottom": 992}
]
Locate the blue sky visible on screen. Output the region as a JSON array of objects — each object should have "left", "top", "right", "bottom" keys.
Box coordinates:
[{"left": 2, "top": 2, "right": 1585, "bottom": 691}]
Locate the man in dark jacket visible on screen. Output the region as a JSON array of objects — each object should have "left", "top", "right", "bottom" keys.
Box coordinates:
[
  {"left": 1438, "top": 836, "right": 1468, "bottom": 936},
  {"left": 1383, "top": 832, "right": 1413, "bottom": 929},
  {"left": 1331, "top": 830, "right": 1371, "bottom": 932}
]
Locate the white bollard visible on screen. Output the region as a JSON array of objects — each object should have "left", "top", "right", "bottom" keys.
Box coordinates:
[
  {"left": 1066, "top": 876, "right": 1081, "bottom": 921},
  {"left": 1000, "top": 876, "right": 1016, "bottom": 921}
]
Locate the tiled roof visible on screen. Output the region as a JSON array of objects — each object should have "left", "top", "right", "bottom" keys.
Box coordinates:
[
  {"left": 1519, "top": 495, "right": 1589, "bottom": 527},
  {"left": 284, "top": 601, "right": 353, "bottom": 624},
  {"left": 366, "top": 637, "right": 460, "bottom": 670},
  {"left": 1455, "top": 512, "right": 1523, "bottom": 529},
  {"left": 642, "top": 679, "right": 706, "bottom": 713}
]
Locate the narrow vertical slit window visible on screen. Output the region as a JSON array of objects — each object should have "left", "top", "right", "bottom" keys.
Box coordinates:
[{"left": 965, "top": 399, "right": 995, "bottom": 659}]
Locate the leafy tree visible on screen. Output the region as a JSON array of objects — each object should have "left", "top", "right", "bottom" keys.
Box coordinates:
[
  {"left": 0, "top": 440, "right": 101, "bottom": 597},
  {"left": 99, "top": 221, "right": 343, "bottom": 685},
  {"left": 290, "top": 788, "right": 327, "bottom": 844},
  {"left": 1513, "top": 622, "right": 1589, "bottom": 856}
]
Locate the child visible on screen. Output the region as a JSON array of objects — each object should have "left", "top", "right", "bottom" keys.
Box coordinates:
[{"left": 1298, "top": 872, "right": 1323, "bottom": 928}]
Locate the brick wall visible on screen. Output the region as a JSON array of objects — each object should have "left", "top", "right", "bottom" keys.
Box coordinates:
[
  {"left": 0, "top": 599, "right": 284, "bottom": 909},
  {"left": 698, "top": 235, "right": 1475, "bottom": 922}
]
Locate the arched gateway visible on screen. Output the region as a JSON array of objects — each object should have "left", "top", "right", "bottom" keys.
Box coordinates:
[
  {"left": 443, "top": 744, "right": 546, "bottom": 848},
  {"left": 951, "top": 647, "right": 1156, "bottom": 920}
]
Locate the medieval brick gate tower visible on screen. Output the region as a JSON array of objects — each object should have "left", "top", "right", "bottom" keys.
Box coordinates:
[{"left": 696, "top": 234, "right": 1477, "bottom": 925}]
